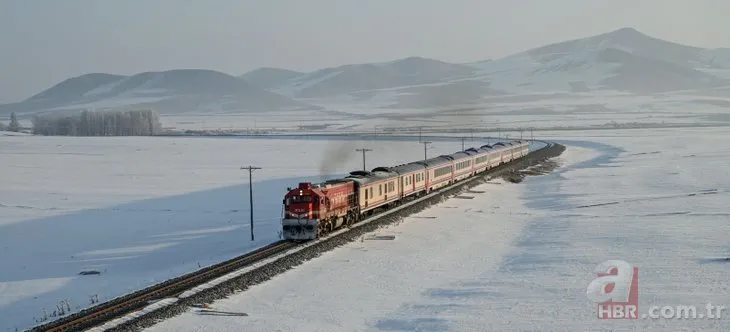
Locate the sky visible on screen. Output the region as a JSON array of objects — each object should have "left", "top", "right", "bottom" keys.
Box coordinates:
[{"left": 1, "top": 0, "right": 730, "bottom": 103}]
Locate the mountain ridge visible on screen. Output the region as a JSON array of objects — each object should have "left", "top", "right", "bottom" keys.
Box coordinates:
[
  {"left": 6, "top": 27, "right": 730, "bottom": 116},
  {"left": 1, "top": 69, "right": 314, "bottom": 116},
  {"left": 240, "top": 27, "right": 730, "bottom": 103}
]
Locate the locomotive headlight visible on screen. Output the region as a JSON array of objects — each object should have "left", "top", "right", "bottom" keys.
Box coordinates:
[{"left": 299, "top": 190, "right": 303, "bottom": 195}]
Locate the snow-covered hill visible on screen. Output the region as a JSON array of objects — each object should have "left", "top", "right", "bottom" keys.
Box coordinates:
[
  {"left": 242, "top": 27, "right": 730, "bottom": 109},
  {"left": 257, "top": 56, "right": 478, "bottom": 99},
  {"left": 239, "top": 68, "right": 304, "bottom": 90},
  {"left": 6, "top": 28, "right": 730, "bottom": 117},
  {"left": 469, "top": 27, "right": 730, "bottom": 94},
  {"left": 0, "top": 70, "right": 316, "bottom": 116}
]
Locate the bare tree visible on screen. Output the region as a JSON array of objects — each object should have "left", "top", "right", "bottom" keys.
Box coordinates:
[
  {"left": 31, "top": 109, "right": 163, "bottom": 136},
  {"left": 8, "top": 112, "right": 20, "bottom": 132}
]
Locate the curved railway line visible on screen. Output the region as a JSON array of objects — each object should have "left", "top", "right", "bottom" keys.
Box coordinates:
[{"left": 31, "top": 139, "right": 566, "bottom": 332}]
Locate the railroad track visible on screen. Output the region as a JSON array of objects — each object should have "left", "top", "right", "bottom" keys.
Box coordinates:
[
  {"left": 31, "top": 139, "right": 564, "bottom": 332},
  {"left": 33, "top": 241, "right": 298, "bottom": 332}
]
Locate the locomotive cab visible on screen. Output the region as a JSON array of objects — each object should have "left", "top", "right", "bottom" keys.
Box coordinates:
[{"left": 281, "top": 182, "right": 322, "bottom": 240}]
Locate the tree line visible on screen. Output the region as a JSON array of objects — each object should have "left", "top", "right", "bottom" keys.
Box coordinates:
[{"left": 31, "top": 109, "right": 163, "bottom": 136}]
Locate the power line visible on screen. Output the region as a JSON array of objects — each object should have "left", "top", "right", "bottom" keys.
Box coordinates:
[
  {"left": 241, "top": 165, "right": 262, "bottom": 241},
  {"left": 355, "top": 148, "right": 372, "bottom": 171}
]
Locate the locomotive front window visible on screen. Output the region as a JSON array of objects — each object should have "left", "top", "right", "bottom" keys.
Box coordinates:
[{"left": 289, "top": 196, "right": 313, "bottom": 203}]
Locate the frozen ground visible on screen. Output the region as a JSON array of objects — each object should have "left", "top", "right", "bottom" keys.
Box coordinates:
[
  {"left": 147, "top": 126, "right": 730, "bottom": 331},
  {"left": 0, "top": 134, "right": 503, "bottom": 331},
  {"left": 160, "top": 93, "right": 730, "bottom": 133}
]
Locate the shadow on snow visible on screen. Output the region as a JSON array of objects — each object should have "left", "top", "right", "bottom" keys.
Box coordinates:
[{"left": 0, "top": 174, "right": 328, "bottom": 330}]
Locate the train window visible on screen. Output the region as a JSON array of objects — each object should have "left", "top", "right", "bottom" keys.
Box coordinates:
[
  {"left": 365, "top": 189, "right": 368, "bottom": 199},
  {"left": 379, "top": 184, "right": 382, "bottom": 195},
  {"left": 289, "top": 196, "right": 312, "bottom": 203}
]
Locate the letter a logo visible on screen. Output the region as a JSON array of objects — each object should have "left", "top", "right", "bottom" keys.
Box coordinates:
[{"left": 586, "top": 260, "right": 639, "bottom": 319}]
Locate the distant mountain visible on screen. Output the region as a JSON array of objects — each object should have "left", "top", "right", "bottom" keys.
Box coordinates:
[
  {"left": 240, "top": 68, "right": 303, "bottom": 90},
  {"left": 468, "top": 27, "right": 730, "bottom": 94},
  {"left": 244, "top": 28, "right": 730, "bottom": 108},
  {"left": 7, "top": 28, "right": 730, "bottom": 116},
  {"left": 250, "top": 56, "right": 478, "bottom": 99},
  {"left": 0, "top": 69, "right": 315, "bottom": 116}
]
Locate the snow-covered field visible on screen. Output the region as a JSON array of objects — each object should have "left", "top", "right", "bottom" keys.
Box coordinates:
[
  {"left": 160, "top": 92, "right": 730, "bottom": 133},
  {"left": 146, "top": 126, "right": 730, "bottom": 331},
  {"left": 0, "top": 134, "right": 488, "bottom": 331}
]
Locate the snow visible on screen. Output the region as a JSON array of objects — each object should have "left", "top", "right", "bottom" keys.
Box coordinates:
[
  {"left": 274, "top": 70, "right": 344, "bottom": 96},
  {"left": 0, "top": 134, "right": 488, "bottom": 331},
  {"left": 468, "top": 52, "right": 621, "bottom": 94},
  {"left": 47, "top": 95, "right": 169, "bottom": 112},
  {"left": 82, "top": 77, "right": 131, "bottom": 97},
  {"left": 86, "top": 298, "right": 179, "bottom": 332},
  {"left": 157, "top": 91, "right": 730, "bottom": 135},
  {"left": 146, "top": 126, "right": 730, "bottom": 331},
  {"left": 146, "top": 176, "right": 532, "bottom": 332},
  {"left": 0, "top": 130, "right": 31, "bottom": 136}
]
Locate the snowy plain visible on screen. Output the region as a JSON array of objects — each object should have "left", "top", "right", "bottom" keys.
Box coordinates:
[
  {"left": 159, "top": 91, "right": 730, "bottom": 135},
  {"left": 0, "top": 134, "right": 482, "bottom": 331},
  {"left": 146, "top": 126, "right": 730, "bottom": 332}
]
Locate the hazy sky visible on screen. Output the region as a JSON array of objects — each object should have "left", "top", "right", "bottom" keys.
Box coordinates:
[{"left": 2, "top": 0, "right": 729, "bottom": 103}]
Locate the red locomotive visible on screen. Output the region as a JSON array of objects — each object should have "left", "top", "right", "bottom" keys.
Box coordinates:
[{"left": 282, "top": 179, "right": 359, "bottom": 240}]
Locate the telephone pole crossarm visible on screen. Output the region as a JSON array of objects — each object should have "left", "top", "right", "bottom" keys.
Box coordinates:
[{"left": 241, "top": 166, "right": 262, "bottom": 241}]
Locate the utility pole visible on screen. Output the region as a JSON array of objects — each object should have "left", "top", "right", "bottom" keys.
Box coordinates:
[
  {"left": 241, "top": 166, "right": 262, "bottom": 241},
  {"left": 422, "top": 141, "right": 432, "bottom": 161},
  {"left": 355, "top": 148, "right": 372, "bottom": 171},
  {"left": 460, "top": 137, "right": 466, "bottom": 151}
]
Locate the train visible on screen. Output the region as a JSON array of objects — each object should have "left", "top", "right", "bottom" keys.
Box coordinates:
[{"left": 281, "top": 140, "right": 530, "bottom": 241}]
